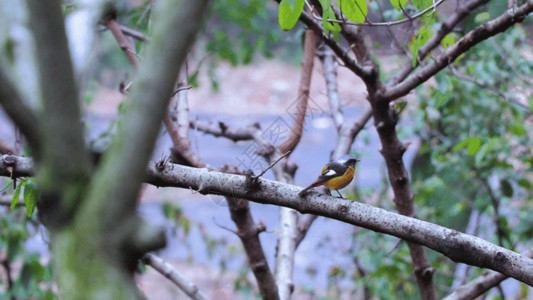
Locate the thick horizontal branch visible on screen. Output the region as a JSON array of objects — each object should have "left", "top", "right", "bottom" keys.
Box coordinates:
[
  {"left": 4, "top": 154, "right": 533, "bottom": 286},
  {"left": 143, "top": 162, "right": 533, "bottom": 286},
  {"left": 382, "top": 0, "right": 533, "bottom": 102}
]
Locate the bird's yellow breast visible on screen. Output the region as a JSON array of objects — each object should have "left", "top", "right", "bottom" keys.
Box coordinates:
[{"left": 323, "top": 166, "right": 355, "bottom": 190}]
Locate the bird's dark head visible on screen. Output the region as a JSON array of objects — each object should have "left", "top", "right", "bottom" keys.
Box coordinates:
[{"left": 337, "top": 154, "right": 360, "bottom": 167}]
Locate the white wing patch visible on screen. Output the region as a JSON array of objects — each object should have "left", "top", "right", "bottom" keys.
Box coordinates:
[{"left": 324, "top": 169, "right": 337, "bottom": 176}]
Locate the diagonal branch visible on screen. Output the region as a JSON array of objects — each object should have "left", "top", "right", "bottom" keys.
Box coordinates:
[
  {"left": 293, "top": 7, "right": 373, "bottom": 79},
  {"left": 105, "top": 18, "right": 139, "bottom": 68},
  {"left": 444, "top": 250, "right": 533, "bottom": 300},
  {"left": 391, "top": 0, "right": 489, "bottom": 85},
  {"left": 278, "top": 29, "right": 317, "bottom": 156},
  {"left": 382, "top": 0, "right": 533, "bottom": 102},
  {"left": 142, "top": 253, "right": 210, "bottom": 300},
  {"left": 0, "top": 66, "right": 40, "bottom": 152}
]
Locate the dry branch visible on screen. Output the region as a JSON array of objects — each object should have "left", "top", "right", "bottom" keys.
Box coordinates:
[
  {"left": 105, "top": 18, "right": 139, "bottom": 68},
  {"left": 3, "top": 155, "right": 533, "bottom": 286},
  {"left": 382, "top": 0, "right": 533, "bottom": 102},
  {"left": 142, "top": 253, "right": 210, "bottom": 300},
  {"left": 278, "top": 29, "right": 317, "bottom": 156},
  {"left": 392, "top": 0, "right": 489, "bottom": 84},
  {"left": 0, "top": 67, "right": 40, "bottom": 151}
]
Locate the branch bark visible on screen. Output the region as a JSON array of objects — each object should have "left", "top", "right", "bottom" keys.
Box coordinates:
[
  {"left": 4, "top": 155, "right": 533, "bottom": 287},
  {"left": 226, "top": 196, "right": 280, "bottom": 300},
  {"left": 444, "top": 250, "right": 533, "bottom": 300},
  {"left": 32, "top": 1, "right": 209, "bottom": 298},
  {"left": 277, "top": 29, "right": 317, "bottom": 156},
  {"left": 382, "top": 0, "right": 533, "bottom": 102},
  {"left": 145, "top": 162, "right": 533, "bottom": 287},
  {"left": 392, "top": 0, "right": 490, "bottom": 85},
  {"left": 142, "top": 253, "right": 210, "bottom": 300},
  {"left": 0, "top": 66, "right": 40, "bottom": 151}
]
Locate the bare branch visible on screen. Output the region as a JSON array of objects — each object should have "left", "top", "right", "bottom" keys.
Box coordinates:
[
  {"left": 278, "top": 29, "right": 317, "bottom": 156},
  {"left": 226, "top": 195, "right": 280, "bottom": 300},
  {"left": 295, "top": 214, "right": 318, "bottom": 247},
  {"left": 145, "top": 162, "right": 533, "bottom": 287},
  {"left": 383, "top": 0, "right": 533, "bottom": 102},
  {"left": 451, "top": 209, "right": 480, "bottom": 290},
  {"left": 117, "top": 23, "right": 150, "bottom": 41},
  {"left": 105, "top": 18, "right": 139, "bottom": 68},
  {"left": 190, "top": 119, "right": 258, "bottom": 142},
  {"left": 166, "top": 67, "right": 206, "bottom": 168},
  {"left": 318, "top": 45, "right": 343, "bottom": 131},
  {"left": 332, "top": 109, "right": 372, "bottom": 160},
  {"left": 0, "top": 66, "right": 40, "bottom": 151},
  {"left": 295, "top": 8, "right": 373, "bottom": 78},
  {"left": 392, "top": 0, "right": 489, "bottom": 85},
  {"left": 4, "top": 154, "right": 533, "bottom": 286},
  {"left": 0, "top": 138, "right": 16, "bottom": 155},
  {"left": 27, "top": 0, "right": 92, "bottom": 227},
  {"left": 311, "top": 0, "right": 446, "bottom": 27},
  {"left": 142, "top": 253, "right": 210, "bottom": 300},
  {"left": 444, "top": 250, "right": 533, "bottom": 300}
]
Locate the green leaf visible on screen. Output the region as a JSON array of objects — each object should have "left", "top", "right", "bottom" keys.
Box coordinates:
[
  {"left": 23, "top": 181, "right": 39, "bottom": 217},
  {"left": 10, "top": 181, "right": 24, "bottom": 211},
  {"left": 518, "top": 178, "right": 531, "bottom": 189},
  {"left": 410, "top": 23, "right": 432, "bottom": 66},
  {"left": 412, "top": 0, "right": 432, "bottom": 10},
  {"left": 453, "top": 137, "right": 482, "bottom": 156},
  {"left": 441, "top": 34, "right": 455, "bottom": 49},
  {"left": 340, "top": 0, "right": 368, "bottom": 24},
  {"left": 278, "top": 0, "right": 305, "bottom": 31},
  {"left": 389, "top": 0, "right": 408, "bottom": 11},
  {"left": 467, "top": 138, "right": 482, "bottom": 156},
  {"left": 475, "top": 12, "right": 490, "bottom": 24},
  {"left": 500, "top": 179, "right": 513, "bottom": 198},
  {"left": 510, "top": 123, "right": 526, "bottom": 137}
]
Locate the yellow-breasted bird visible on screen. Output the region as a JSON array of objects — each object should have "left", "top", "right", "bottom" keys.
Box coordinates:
[{"left": 298, "top": 154, "right": 359, "bottom": 198}]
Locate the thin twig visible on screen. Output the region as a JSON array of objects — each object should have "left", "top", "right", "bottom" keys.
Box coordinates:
[
  {"left": 252, "top": 151, "right": 291, "bottom": 179},
  {"left": 311, "top": 0, "right": 446, "bottom": 27}
]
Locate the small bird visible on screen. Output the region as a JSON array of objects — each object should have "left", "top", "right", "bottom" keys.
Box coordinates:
[{"left": 299, "top": 154, "right": 359, "bottom": 198}]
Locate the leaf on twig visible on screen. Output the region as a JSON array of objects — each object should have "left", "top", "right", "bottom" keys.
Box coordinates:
[
  {"left": 278, "top": 0, "right": 305, "bottom": 31},
  {"left": 389, "top": 0, "right": 408, "bottom": 11},
  {"left": 23, "top": 181, "right": 39, "bottom": 217},
  {"left": 340, "top": 0, "right": 368, "bottom": 24}
]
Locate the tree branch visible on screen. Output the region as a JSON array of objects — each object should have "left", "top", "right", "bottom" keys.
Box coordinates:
[
  {"left": 226, "top": 196, "right": 280, "bottom": 300},
  {"left": 142, "top": 253, "right": 210, "bottom": 300},
  {"left": 278, "top": 29, "right": 317, "bottom": 156},
  {"left": 3, "top": 155, "right": 533, "bottom": 286},
  {"left": 0, "top": 66, "right": 40, "bottom": 151},
  {"left": 382, "top": 0, "right": 533, "bottom": 102},
  {"left": 105, "top": 18, "right": 139, "bottom": 68},
  {"left": 295, "top": 8, "right": 373, "bottom": 79},
  {"left": 146, "top": 162, "right": 533, "bottom": 287},
  {"left": 444, "top": 250, "right": 533, "bottom": 300},
  {"left": 391, "top": 0, "right": 489, "bottom": 85},
  {"left": 27, "top": 0, "right": 92, "bottom": 227},
  {"left": 190, "top": 119, "right": 258, "bottom": 142}
]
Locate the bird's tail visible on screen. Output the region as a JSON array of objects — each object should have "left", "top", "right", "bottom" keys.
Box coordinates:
[{"left": 298, "top": 182, "right": 319, "bottom": 197}]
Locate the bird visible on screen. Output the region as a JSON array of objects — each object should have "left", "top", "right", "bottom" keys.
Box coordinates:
[{"left": 298, "top": 154, "right": 359, "bottom": 198}]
